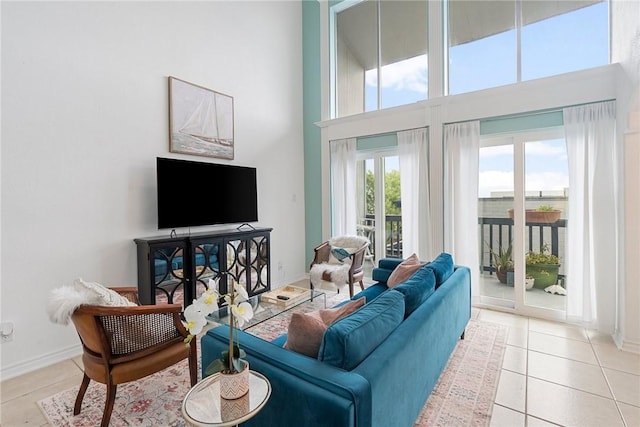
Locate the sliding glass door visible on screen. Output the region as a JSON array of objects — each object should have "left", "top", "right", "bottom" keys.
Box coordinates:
[
  {"left": 356, "top": 151, "right": 402, "bottom": 279},
  {"left": 478, "top": 129, "right": 568, "bottom": 318}
]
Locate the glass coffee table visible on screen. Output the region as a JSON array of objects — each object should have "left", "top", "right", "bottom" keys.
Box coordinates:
[{"left": 208, "top": 288, "right": 326, "bottom": 331}]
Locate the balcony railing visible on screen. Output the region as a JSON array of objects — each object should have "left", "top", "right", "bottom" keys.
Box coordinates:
[
  {"left": 479, "top": 217, "right": 567, "bottom": 276},
  {"left": 359, "top": 215, "right": 403, "bottom": 259}
]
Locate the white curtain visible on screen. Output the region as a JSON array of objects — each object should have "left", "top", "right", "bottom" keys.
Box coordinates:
[
  {"left": 398, "top": 128, "right": 432, "bottom": 260},
  {"left": 564, "top": 100, "right": 617, "bottom": 331},
  {"left": 444, "top": 121, "right": 480, "bottom": 299},
  {"left": 330, "top": 138, "right": 357, "bottom": 236}
]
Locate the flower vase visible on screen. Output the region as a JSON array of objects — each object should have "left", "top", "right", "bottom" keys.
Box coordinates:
[
  {"left": 219, "top": 360, "right": 249, "bottom": 399},
  {"left": 220, "top": 392, "right": 250, "bottom": 421}
]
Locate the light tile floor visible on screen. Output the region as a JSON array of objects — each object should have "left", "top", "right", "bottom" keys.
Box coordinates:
[{"left": 1, "top": 306, "right": 638, "bottom": 426}]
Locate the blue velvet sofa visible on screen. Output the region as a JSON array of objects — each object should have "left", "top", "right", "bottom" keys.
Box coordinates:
[{"left": 201, "top": 254, "right": 471, "bottom": 427}]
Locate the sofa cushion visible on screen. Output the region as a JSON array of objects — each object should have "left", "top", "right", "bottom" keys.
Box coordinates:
[
  {"left": 377, "top": 258, "right": 403, "bottom": 271},
  {"left": 393, "top": 266, "right": 436, "bottom": 317},
  {"left": 427, "top": 252, "right": 455, "bottom": 288},
  {"left": 318, "top": 290, "right": 404, "bottom": 370},
  {"left": 371, "top": 267, "right": 392, "bottom": 284},
  {"left": 387, "top": 253, "right": 425, "bottom": 288},
  {"left": 284, "top": 297, "right": 365, "bottom": 357},
  {"left": 350, "top": 283, "right": 388, "bottom": 303}
]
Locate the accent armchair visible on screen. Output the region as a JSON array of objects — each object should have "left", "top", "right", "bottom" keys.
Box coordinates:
[
  {"left": 309, "top": 235, "right": 370, "bottom": 298},
  {"left": 70, "top": 287, "right": 197, "bottom": 427}
]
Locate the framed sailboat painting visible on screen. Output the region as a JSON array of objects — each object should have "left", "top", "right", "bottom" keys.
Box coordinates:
[{"left": 168, "top": 77, "right": 234, "bottom": 160}]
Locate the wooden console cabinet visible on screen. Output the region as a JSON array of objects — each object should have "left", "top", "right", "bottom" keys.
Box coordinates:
[{"left": 134, "top": 227, "right": 272, "bottom": 308}]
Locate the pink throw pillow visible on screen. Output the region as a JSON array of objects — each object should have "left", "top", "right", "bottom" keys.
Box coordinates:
[
  {"left": 387, "top": 253, "right": 424, "bottom": 288},
  {"left": 284, "top": 297, "right": 366, "bottom": 357}
]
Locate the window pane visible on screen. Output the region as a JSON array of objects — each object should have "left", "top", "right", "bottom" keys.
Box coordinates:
[
  {"left": 522, "top": 1, "right": 609, "bottom": 81},
  {"left": 478, "top": 143, "right": 514, "bottom": 305},
  {"left": 379, "top": 0, "right": 428, "bottom": 109},
  {"left": 448, "top": 0, "right": 516, "bottom": 95},
  {"left": 336, "top": 0, "right": 377, "bottom": 117}
]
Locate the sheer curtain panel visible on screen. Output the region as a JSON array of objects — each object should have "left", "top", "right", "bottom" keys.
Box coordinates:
[
  {"left": 444, "top": 121, "right": 480, "bottom": 300},
  {"left": 563, "top": 100, "right": 617, "bottom": 332},
  {"left": 330, "top": 138, "right": 357, "bottom": 236},
  {"left": 398, "top": 128, "right": 432, "bottom": 260}
]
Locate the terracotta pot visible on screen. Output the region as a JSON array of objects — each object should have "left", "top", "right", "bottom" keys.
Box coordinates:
[
  {"left": 219, "top": 360, "right": 249, "bottom": 399},
  {"left": 507, "top": 209, "right": 561, "bottom": 224},
  {"left": 496, "top": 268, "right": 511, "bottom": 284}
]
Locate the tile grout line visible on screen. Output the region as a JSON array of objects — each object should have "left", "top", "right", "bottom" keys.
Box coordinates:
[{"left": 591, "top": 334, "right": 630, "bottom": 426}]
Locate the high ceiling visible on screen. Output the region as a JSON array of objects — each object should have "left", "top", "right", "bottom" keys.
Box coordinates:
[{"left": 336, "top": 0, "right": 602, "bottom": 70}]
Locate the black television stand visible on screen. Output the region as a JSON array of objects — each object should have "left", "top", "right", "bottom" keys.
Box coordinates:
[{"left": 134, "top": 227, "right": 272, "bottom": 308}]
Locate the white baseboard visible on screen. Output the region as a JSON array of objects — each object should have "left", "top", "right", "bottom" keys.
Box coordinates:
[
  {"left": 620, "top": 338, "right": 640, "bottom": 355},
  {"left": 0, "top": 343, "right": 82, "bottom": 381}
]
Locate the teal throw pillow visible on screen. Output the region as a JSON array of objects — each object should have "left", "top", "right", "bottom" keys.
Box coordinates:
[
  {"left": 393, "top": 265, "right": 436, "bottom": 317},
  {"left": 318, "top": 290, "right": 404, "bottom": 370},
  {"left": 427, "top": 252, "right": 454, "bottom": 288}
]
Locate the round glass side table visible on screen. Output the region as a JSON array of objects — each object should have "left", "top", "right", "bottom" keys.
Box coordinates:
[{"left": 182, "top": 370, "right": 271, "bottom": 427}]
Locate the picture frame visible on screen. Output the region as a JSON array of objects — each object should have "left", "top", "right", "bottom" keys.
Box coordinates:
[{"left": 168, "top": 77, "right": 234, "bottom": 160}]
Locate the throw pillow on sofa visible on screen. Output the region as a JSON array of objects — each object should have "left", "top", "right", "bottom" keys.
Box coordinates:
[
  {"left": 393, "top": 265, "right": 436, "bottom": 317},
  {"left": 387, "top": 253, "right": 426, "bottom": 288},
  {"left": 427, "top": 252, "right": 455, "bottom": 288},
  {"left": 318, "top": 290, "right": 405, "bottom": 370},
  {"left": 284, "top": 297, "right": 365, "bottom": 357}
]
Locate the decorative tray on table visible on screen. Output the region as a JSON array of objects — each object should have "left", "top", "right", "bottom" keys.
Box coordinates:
[{"left": 260, "top": 286, "right": 312, "bottom": 308}]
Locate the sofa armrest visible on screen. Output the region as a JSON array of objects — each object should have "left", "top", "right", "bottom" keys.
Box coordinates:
[{"left": 202, "top": 325, "right": 372, "bottom": 427}]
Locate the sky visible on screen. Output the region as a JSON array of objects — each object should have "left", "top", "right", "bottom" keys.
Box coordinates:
[{"left": 361, "top": 1, "right": 608, "bottom": 198}]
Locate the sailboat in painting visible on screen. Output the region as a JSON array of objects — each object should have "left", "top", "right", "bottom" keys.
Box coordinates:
[{"left": 179, "top": 91, "right": 232, "bottom": 146}]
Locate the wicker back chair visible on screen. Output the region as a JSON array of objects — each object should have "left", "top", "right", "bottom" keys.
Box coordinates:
[
  {"left": 70, "top": 287, "right": 197, "bottom": 427},
  {"left": 310, "top": 236, "right": 370, "bottom": 298}
]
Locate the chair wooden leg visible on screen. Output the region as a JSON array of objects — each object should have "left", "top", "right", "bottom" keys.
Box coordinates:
[
  {"left": 100, "top": 384, "right": 117, "bottom": 427},
  {"left": 189, "top": 341, "right": 198, "bottom": 386},
  {"left": 348, "top": 281, "right": 354, "bottom": 298},
  {"left": 460, "top": 330, "right": 465, "bottom": 340},
  {"left": 73, "top": 374, "right": 91, "bottom": 415},
  {"left": 359, "top": 280, "right": 365, "bottom": 292}
]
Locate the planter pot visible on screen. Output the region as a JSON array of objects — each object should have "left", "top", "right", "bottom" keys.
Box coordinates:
[
  {"left": 496, "top": 269, "right": 511, "bottom": 284},
  {"left": 525, "top": 278, "right": 535, "bottom": 290},
  {"left": 219, "top": 360, "right": 249, "bottom": 399},
  {"left": 526, "top": 264, "right": 560, "bottom": 289},
  {"left": 508, "top": 209, "right": 561, "bottom": 224},
  {"left": 220, "top": 393, "right": 250, "bottom": 422}
]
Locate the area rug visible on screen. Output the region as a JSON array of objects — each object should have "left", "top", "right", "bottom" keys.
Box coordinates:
[{"left": 38, "top": 299, "right": 506, "bottom": 427}]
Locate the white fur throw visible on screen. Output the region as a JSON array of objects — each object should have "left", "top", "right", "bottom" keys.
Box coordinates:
[
  {"left": 329, "top": 235, "right": 369, "bottom": 249},
  {"left": 310, "top": 263, "right": 351, "bottom": 290},
  {"left": 47, "top": 278, "right": 135, "bottom": 325}
]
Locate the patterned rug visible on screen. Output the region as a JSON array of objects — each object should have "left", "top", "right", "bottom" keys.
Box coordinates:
[{"left": 38, "top": 296, "right": 507, "bottom": 426}]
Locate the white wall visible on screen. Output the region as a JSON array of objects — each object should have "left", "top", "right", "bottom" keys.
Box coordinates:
[
  {"left": 612, "top": 0, "right": 640, "bottom": 353},
  {"left": 0, "top": 1, "right": 305, "bottom": 379}
]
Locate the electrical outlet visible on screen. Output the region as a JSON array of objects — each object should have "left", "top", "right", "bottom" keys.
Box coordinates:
[
  {"left": 278, "top": 261, "right": 283, "bottom": 271},
  {"left": 1, "top": 322, "right": 14, "bottom": 343}
]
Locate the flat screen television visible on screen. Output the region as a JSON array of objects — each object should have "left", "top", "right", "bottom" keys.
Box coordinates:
[{"left": 157, "top": 157, "right": 258, "bottom": 229}]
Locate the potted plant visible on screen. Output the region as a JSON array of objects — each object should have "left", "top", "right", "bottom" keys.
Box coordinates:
[
  {"left": 525, "top": 274, "right": 535, "bottom": 290},
  {"left": 508, "top": 205, "right": 562, "bottom": 224},
  {"left": 488, "top": 243, "right": 513, "bottom": 285},
  {"left": 525, "top": 243, "right": 560, "bottom": 289},
  {"left": 184, "top": 277, "right": 254, "bottom": 399}
]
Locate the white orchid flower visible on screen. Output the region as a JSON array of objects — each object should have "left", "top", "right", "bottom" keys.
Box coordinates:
[
  {"left": 183, "top": 303, "right": 207, "bottom": 338},
  {"left": 208, "top": 278, "right": 219, "bottom": 292},
  {"left": 231, "top": 301, "right": 254, "bottom": 328},
  {"left": 195, "top": 288, "right": 218, "bottom": 315},
  {"left": 234, "top": 282, "right": 249, "bottom": 302}
]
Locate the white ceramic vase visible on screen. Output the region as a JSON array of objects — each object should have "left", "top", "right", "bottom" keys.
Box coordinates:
[
  {"left": 525, "top": 278, "right": 535, "bottom": 290},
  {"left": 219, "top": 360, "right": 249, "bottom": 400}
]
